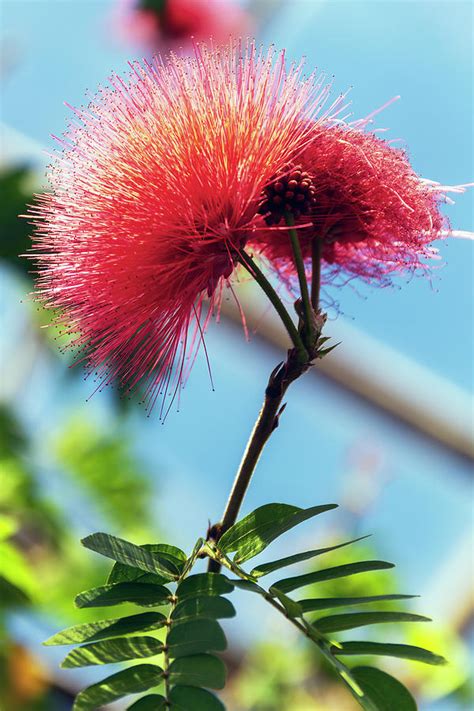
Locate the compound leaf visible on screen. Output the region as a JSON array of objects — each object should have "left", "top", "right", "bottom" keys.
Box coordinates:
[
  {"left": 219, "top": 503, "right": 337, "bottom": 564},
  {"left": 61, "top": 636, "right": 163, "bottom": 668},
  {"left": 251, "top": 536, "right": 370, "bottom": 578},
  {"left": 169, "top": 654, "right": 226, "bottom": 689},
  {"left": 82, "top": 533, "right": 179, "bottom": 580},
  {"left": 169, "top": 685, "right": 225, "bottom": 710},
  {"left": 167, "top": 619, "right": 227, "bottom": 658},
  {"left": 171, "top": 595, "right": 235, "bottom": 623},
  {"left": 351, "top": 666, "right": 417, "bottom": 711},
  {"left": 75, "top": 583, "right": 170, "bottom": 608},
  {"left": 314, "top": 611, "right": 431, "bottom": 634},
  {"left": 299, "top": 595, "right": 416, "bottom": 612},
  {"left": 45, "top": 612, "right": 166, "bottom": 645},
  {"left": 176, "top": 574, "right": 233, "bottom": 601},
  {"left": 334, "top": 641, "right": 446, "bottom": 665},
  {"left": 73, "top": 664, "right": 162, "bottom": 711},
  {"left": 273, "top": 561, "right": 394, "bottom": 594}
]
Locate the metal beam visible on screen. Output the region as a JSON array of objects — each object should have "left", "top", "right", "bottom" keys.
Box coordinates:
[{"left": 220, "top": 288, "right": 473, "bottom": 463}]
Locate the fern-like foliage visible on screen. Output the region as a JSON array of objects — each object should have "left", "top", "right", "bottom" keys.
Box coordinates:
[
  {"left": 45, "top": 534, "right": 231, "bottom": 710},
  {"left": 46, "top": 502, "right": 445, "bottom": 710},
  {"left": 206, "top": 503, "right": 446, "bottom": 711}
]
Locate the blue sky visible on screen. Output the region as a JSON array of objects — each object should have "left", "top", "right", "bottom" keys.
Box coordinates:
[{"left": 2, "top": 0, "right": 473, "bottom": 390}]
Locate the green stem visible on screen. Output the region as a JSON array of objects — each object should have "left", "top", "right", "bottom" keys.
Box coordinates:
[
  {"left": 207, "top": 349, "right": 308, "bottom": 573},
  {"left": 285, "top": 212, "right": 315, "bottom": 348},
  {"left": 162, "top": 598, "right": 176, "bottom": 705},
  {"left": 311, "top": 236, "right": 322, "bottom": 311},
  {"left": 207, "top": 245, "right": 322, "bottom": 573},
  {"left": 239, "top": 249, "right": 307, "bottom": 362},
  {"left": 163, "top": 565, "right": 189, "bottom": 705}
]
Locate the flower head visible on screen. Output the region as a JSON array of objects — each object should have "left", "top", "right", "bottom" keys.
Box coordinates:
[
  {"left": 251, "top": 120, "right": 471, "bottom": 287},
  {"left": 26, "top": 40, "right": 340, "bottom": 413}
]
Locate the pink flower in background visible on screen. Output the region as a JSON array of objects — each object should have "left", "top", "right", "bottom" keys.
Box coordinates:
[
  {"left": 251, "top": 120, "right": 472, "bottom": 287},
  {"left": 115, "top": 0, "right": 254, "bottom": 51},
  {"left": 25, "top": 41, "right": 340, "bottom": 413}
]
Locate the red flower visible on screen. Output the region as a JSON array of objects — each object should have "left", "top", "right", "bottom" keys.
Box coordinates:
[
  {"left": 114, "top": 0, "right": 254, "bottom": 52},
  {"left": 251, "top": 121, "right": 472, "bottom": 288},
  {"left": 26, "top": 41, "right": 340, "bottom": 413}
]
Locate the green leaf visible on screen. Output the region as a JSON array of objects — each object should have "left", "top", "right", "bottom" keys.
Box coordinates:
[
  {"left": 250, "top": 536, "right": 370, "bottom": 577},
  {"left": 108, "top": 544, "right": 186, "bottom": 584},
  {"left": 225, "top": 578, "right": 265, "bottom": 594},
  {"left": 176, "top": 574, "right": 233, "bottom": 601},
  {"left": 299, "top": 595, "right": 417, "bottom": 612},
  {"left": 45, "top": 612, "right": 167, "bottom": 645},
  {"left": 107, "top": 566, "right": 169, "bottom": 586},
  {"left": 73, "top": 664, "right": 162, "bottom": 711},
  {"left": 169, "top": 654, "right": 226, "bottom": 689},
  {"left": 270, "top": 587, "right": 302, "bottom": 618},
  {"left": 169, "top": 685, "right": 225, "bottom": 710},
  {"left": 351, "top": 666, "right": 417, "bottom": 711},
  {"left": 218, "top": 503, "right": 337, "bottom": 564},
  {"left": 61, "top": 636, "right": 163, "bottom": 668},
  {"left": 75, "top": 583, "right": 170, "bottom": 608},
  {"left": 149, "top": 543, "right": 187, "bottom": 565},
  {"left": 127, "top": 696, "right": 167, "bottom": 710},
  {"left": 314, "top": 611, "right": 431, "bottom": 633},
  {"left": 82, "top": 533, "right": 179, "bottom": 580},
  {"left": 273, "top": 560, "right": 394, "bottom": 594},
  {"left": 334, "top": 641, "right": 446, "bottom": 665},
  {"left": 172, "top": 595, "right": 235, "bottom": 622},
  {"left": 167, "top": 619, "right": 227, "bottom": 658}
]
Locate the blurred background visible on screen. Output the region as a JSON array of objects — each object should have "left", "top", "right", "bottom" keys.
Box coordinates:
[{"left": 0, "top": 1, "right": 473, "bottom": 709}]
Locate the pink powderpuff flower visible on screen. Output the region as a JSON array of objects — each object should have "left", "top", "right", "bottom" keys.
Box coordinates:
[
  {"left": 251, "top": 117, "right": 472, "bottom": 289},
  {"left": 25, "top": 40, "right": 345, "bottom": 414},
  {"left": 114, "top": 0, "right": 254, "bottom": 52}
]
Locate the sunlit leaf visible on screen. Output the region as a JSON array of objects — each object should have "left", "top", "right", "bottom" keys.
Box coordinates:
[
  {"left": 176, "top": 574, "right": 233, "bottom": 601},
  {"left": 169, "top": 654, "right": 226, "bottom": 689},
  {"left": 82, "top": 533, "right": 179, "bottom": 580},
  {"left": 45, "top": 611, "right": 167, "bottom": 645},
  {"left": 167, "top": 619, "right": 227, "bottom": 658},
  {"left": 73, "top": 664, "right": 162, "bottom": 711},
  {"left": 171, "top": 596, "right": 235, "bottom": 622},
  {"left": 108, "top": 544, "right": 186, "bottom": 584},
  {"left": 75, "top": 583, "right": 170, "bottom": 608},
  {"left": 351, "top": 666, "right": 417, "bottom": 711},
  {"left": 273, "top": 561, "right": 394, "bottom": 594},
  {"left": 218, "top": 503, "right": 337, "bottom": 564},
  {"left": 169, "top": 685, "right": 225, "bottom": 710},
  {"left": 314, "top": 611, "right": 431, "bottom": 633},
  {"left": 334, "top": 641, "right": 446, "bottom": 665},
  {"left": 62, "top": 636, "right": 163, "bottom": 668},
  {"left": 251, "top": 536, "right": 370, "bottom": 577}
]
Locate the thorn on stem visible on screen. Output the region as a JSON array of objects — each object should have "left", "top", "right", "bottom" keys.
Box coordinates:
[{"left": 272, "top": 402, "right": 287, "bottom": 432}]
